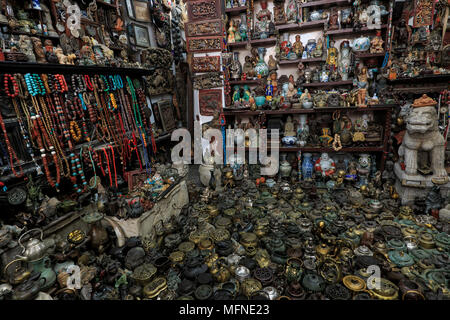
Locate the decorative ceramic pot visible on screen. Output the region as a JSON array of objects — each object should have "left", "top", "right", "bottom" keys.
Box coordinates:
[
  {"left": 302, "top": 100, "right": 313, "bottom": 109},
  {"left": 352, "top": 36, "right": 370, "bottom": 52},
  {"left": 282, "top": 136, "right": 298, "bottom": 146},
  {"left": 255, "top": 47, "right": 269, "bottom": 78},
  {"left": 310, "top": 11, "right": 321, "bottom": 21},
  {"left": 266, "top": 179, "right": 276, "bottom": 188},
  {"left": 255, "top": 96, "right": 266, "bottom": 107},
  {"left": 302, "top": 153, "right": 314, "bottom": 180},
  {"left": 279, "top": 159, "right": 292, "bottom": 178}
]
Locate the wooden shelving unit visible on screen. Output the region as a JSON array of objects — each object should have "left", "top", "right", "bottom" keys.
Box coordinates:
[
  {"left": 387, "top": 74, "right": 450, "bottom": 93},
  {"left": 227, "top": 41, "right": 249, "bottom": 49},
  {"left": 276, "top": 20, "right": 327, "bottom": 32},
  {"left": 229, "top": 79, "right": 261, "bottom": 85},
  {"left": 279, "top": 57, "right": 324, "bottom": 66},
  {"left": 277, "top": 146, "right": 384, "bottom": 153},
  {"left": 0, "top": 61, "right": 154, "bottom": 76},
  {"left": 355, "top": 52, "right": 386, "bottom": 58},
  {"left": 225, "top": 6, "right": 247, "bottom": 15},
  {"left": 325, "top": 25, "right": 388, "bottom": 36},
  {"left": 302, "top": 80, "right": 354, "bottom": 88},
  {"left": 250, "top": 38, "right": 277, "bottom": 47},
  {"left": 223, "top": 105, "right": 395, "bottom": 116},
  {"left": 300, "top": 0, "right": 353, "bottom": 8},
  {"left": 96, "top": 0, "right": 118, "bottom": 9}
]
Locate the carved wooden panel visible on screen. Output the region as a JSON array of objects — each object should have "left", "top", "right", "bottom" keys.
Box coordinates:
[
  {"left": 186, "top": 19, "right": 222, "bottom": 37},
  {"left": 198, "top": 89, "right": 223, "bottom": 116},
  {"left": 187, "top": 0, "right": 221, "bottom": 22},
  {"left": 157, "top": 100, "right": 177, "bottom": 133},
  {"left": 191, "top": 55, "right": 221, "bottom": 73},
  {"left": 413, "top": 0, "right": 435, "bottom": 27},
  {"left": 186, "top": 36, "right": 222, "bottom": 53},
  {"left": 194, "top": 72, "right": 223, "bottom": 89}
]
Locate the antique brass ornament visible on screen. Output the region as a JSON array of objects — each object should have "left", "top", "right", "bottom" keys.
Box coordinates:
[
  {"left": 67, "top": 229, "right": 85, "bottom": 245},
  {"left": 143, "top": 277, "right": 167, "bottom": 298},
  {"left": 368, "top": 278, "right": 399, "bottom": 300},
  {"left": 343, "top": 275, "right": 367, "bottom": 292},
  {"left": 169, "top": 251, "right": 185, "bottom": 264},
  {"left": 240, "top": 232, "right": 258, "bottom": 248},
  {"left": 241, "top": 278, "right": 263, "bottom": 297},
  {"left": 131, "top": 263, "right": 157, "bottom": 286},
  {"left": 178, "top": 241, "right": 195, "bottom": 253}
]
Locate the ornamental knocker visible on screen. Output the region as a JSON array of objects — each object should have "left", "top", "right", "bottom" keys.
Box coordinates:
[
  {"left": 332, "top": 134, "right": 342, "bottom": 151},
  {"left": 65, "top": 0, "right": 82, "bottom": 38}
]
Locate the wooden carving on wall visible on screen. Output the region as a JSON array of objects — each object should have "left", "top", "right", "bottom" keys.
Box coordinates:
[
  {"left": 187, "top": 36, "right": 222, "bottom": 52},
  {"left": 413, "top": 0, "right": 435, "bottom": 27},
  {"left": 187, "top": 0, "right": 221, "bottom": 22},
  {"left": 193, "top": 72, "right": 223, "bottom": 89},
  {"left": 198, "top": 89, "right": 223, "bottom": 116},
  {"left": 157, "top": 100, "right": 177, "bottom": 133},
  {"left": 186, "top": 19, "right": 222, "bottom": 37},
  {"left": 145, "top": 68, "right": 174, "bottom": 96},
  {"left": 191, "top": 55, "right": 221, "bottom": 73}
]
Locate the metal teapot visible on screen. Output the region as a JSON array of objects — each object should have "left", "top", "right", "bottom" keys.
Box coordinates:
[{"left": 17, "top": 229, "right": 49, "bottom": 262}]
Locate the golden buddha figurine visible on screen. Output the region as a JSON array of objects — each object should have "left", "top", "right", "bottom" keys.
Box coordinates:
[
  {"left": 293, "top": 35, "right": 304, "bottom": 58},
  {"left": 370, "top": 30, "right": 384, "bottom": 53},
  {"left": 326, "top": 40, "right": 338, "bottom": 71},
  {"left": 356, "top": 65, "right": 369, "bottom": 107}
]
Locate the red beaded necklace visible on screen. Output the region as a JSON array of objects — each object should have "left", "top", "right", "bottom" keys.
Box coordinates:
[{"left": 1, "top": 74, "right": 24, "bottom": 178}]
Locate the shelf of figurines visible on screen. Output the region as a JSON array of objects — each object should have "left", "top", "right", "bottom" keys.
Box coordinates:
[
  {"left": 387, "top": 73, "right": 450, "bottom": 83},
  {"left": 228, "top": 79, "right": 355, "bottom": 87},
  {"left": 222, "top": 104, "right": 395, "bottom": 116},
  {"left": 225, "top": 6, "right": 248, "bottom": 15},
  {"left": 249, "top": 38, "right": 278, "bottom": 47},
  {"left": 242, "top": 146, "right": 385, "bottom": 153},
  {"left": 325, "top": 24, "right": 388, "bottom": 36},
  {"left": 275, "top": 19, "right": 327, "bottom": 32},
  {"left": 278, "top": 57, "right": 324, "bottom": 66},
  {"left": 9, "top": 30, "right": 60, "bottom": 41},
  {"left": 299, "top": 0, "right": 355, "bottom": 8},
  {"left": 0, "top": 61, "right": 155, "bottom": 76},
  {"left": 277, "top": 52, "right": 386, "bottom": 66},
  {"left": 227, "top": 41, "right": 249, "bottom": 49},
  {"left": 96, "top": 0, "right": 118, "bottom": 9}
]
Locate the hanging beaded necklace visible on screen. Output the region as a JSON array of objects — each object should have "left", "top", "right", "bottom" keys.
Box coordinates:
[
  {"left": 0, "top": 75, "right": 24, "bottom": 178},
  {"left": 126, "top": 76, "right": 151, "bottom": 174}
]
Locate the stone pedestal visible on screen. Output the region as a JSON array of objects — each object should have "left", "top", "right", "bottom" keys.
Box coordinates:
[{"left": 394, "top": 163, "right": 450, "bottom": 205}]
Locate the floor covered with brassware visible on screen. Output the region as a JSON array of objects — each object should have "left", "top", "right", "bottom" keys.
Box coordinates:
[{"left": 0, "top": 163, "right": 449, "bottom": 300}]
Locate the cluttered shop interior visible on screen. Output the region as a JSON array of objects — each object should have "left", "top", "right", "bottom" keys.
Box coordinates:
[{"left": 0, "top": 0, "right": 449, "bottom": 301}]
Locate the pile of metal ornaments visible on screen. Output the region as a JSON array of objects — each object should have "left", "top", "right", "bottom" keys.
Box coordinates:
[{"left": 1, "top": 179, "right": 449, "bottom": 300}]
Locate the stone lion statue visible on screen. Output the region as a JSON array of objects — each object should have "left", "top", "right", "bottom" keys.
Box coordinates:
[{"left": 398, "top": 94, "right": 448, "bottom": 184}]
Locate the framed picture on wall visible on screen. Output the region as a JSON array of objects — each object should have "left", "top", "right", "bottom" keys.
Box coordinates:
[
  {"left": 132, "top": 24, "right": 151, "bottom": 48},
  {"left": 133, "top": 0, "right": 152, "bottom": 22},
  {"left": 125, "top": 0, "right": 135, "bottom": 19}
]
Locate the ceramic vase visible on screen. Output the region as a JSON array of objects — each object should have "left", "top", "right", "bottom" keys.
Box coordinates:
[{"left": 255, "top": 47, "right": 269, "bottom": 78}]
